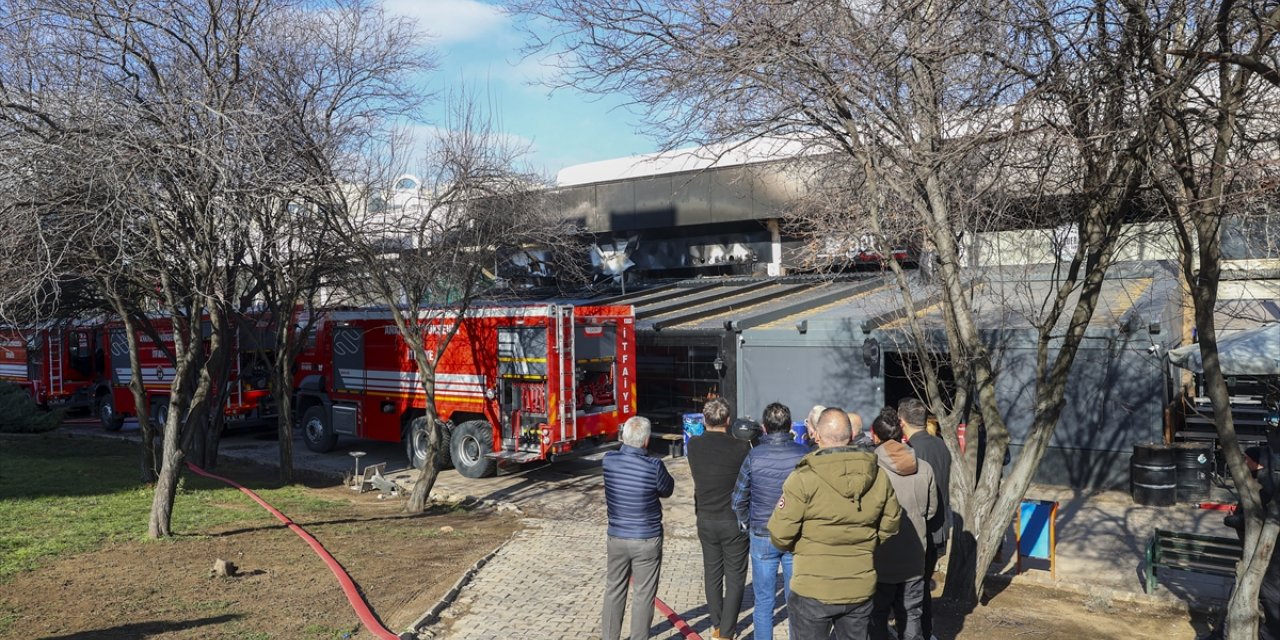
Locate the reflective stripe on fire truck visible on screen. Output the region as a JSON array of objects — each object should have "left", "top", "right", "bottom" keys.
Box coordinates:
[
  {"left": 326, "top": 306, "right": 555, "bottom": 322},
  {"left": 0, "top": 364, "right": 28, "bottom": 379},
  {"left": 337, "top": 370, "right": 486, "bottom": 398},
  {"left": 112, "top": 367, "right": 177, "bottom": 385}
]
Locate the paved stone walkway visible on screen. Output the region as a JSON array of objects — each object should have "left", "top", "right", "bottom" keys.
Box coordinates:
[
  {"left": 428, "top": 518, "right": 788, "bottom": 640},
  {"left": 418, "top": 455, "right": 787, "bottom": 639}
]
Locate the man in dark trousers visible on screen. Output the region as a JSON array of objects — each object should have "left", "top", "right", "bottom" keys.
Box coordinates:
[
  {"left": 732, "top": 401, "right": 810, "bottom": 640},
  {"left": 898, "top": 398, "right": 951, "bottom": 640},
  {"left": 687, "top": 397, "right": 752, "bottom": 639},
  {"left": 601, "top": 416, "right": 676, "bottom": 640}
]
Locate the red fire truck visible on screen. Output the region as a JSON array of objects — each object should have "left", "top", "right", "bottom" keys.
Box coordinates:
[
  {"left": 293, "top": 304, "right": 637, "bottom": 478},
  {"left": 0, "top": 322, "right": 113, "bottom": 415},
  {"left": 100, "top": 315, "right": 277, "bottom": 430}
]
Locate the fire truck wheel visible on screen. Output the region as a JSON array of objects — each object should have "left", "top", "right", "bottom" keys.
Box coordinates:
[
  {"left": 98, "top": 395, "right": 124, "bottom": 432},
  {"left": 451, "top": 420, "right": 496, "bottom": 479},
  {"left": 302, "top": 405, "right": 338, "bottom": 453},
  {"left": 152, "top": 400, "right": 169, "bottom": 429},
  {"left": 405, "top": 417, "right": 453, "bottom": 470}
]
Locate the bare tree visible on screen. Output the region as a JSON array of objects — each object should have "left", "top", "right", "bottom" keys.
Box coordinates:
[
  {"left": 0, "top": 0, "right": 429, "bottom": 536},
  {"left": 1131, "top": 1, "right": 1280, "bottom": 636},
  {"left": 515, "top": 0, "right": 1164, "bottom": 603},
  {"left": 323, "top": 96, "right": 577, "bottom": 513},
  {"left": 0, "top": 0, "right": 171, "bottom": 480},
  {"left": 244, "top": 0, "right": 425, "bottom": 483}
]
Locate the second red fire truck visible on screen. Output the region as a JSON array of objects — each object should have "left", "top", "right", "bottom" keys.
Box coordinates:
[
  {"left": 0, "top": 321, "right": 111, "bottom": 414},
  {"left": 293, "top": 304, "right": 637, "bottom": 477},
  {"left": 100, "top": 315, "right": 277, "bottom": 430}
]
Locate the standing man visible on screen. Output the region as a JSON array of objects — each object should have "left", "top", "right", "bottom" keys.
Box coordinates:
[
  {"left": 601, "top": 416, "right": 675, "bottom": 640},
  {"left": 769, "top": 407, "right": 901, "bottom": 639},
  {"left": 731, "top": 402, "right": 810, "bottom": 640},
  {"left": 803, "top": 405, "right": 826, "bottom": 447},
  {"left": 870, "top": 407, "right": 938, "bottom": 640},
  {"left": 898, "top": 398, "right": 951, "bottom": 640},
  {"left": 849, "top": 411, "right": 873, "bottom": 450},
  {"left": 687, "top": 397, "right": 752, "bottom": 639}
]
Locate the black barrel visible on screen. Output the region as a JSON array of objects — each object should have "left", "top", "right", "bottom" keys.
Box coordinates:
[
  {"left": 1131, "top": 443, "right": 1176, "bottom": 506},
  {"left": 1174, "top": 442, "right": 1213, "bottom": 503}
]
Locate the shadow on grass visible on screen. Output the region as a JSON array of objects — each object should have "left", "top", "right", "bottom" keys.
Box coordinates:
[
  {"left": 36, "top": 614, "right": 241, "bottom": 639},
  {"left": 177, "top": 504, "right": 473, "bottom": 538}
]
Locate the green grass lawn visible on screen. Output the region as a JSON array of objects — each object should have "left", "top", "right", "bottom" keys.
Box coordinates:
[{"left": 0, "top": 434, "right": 345, "bottom": 582}]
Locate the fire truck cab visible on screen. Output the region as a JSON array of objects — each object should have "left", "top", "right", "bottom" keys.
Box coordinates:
[
  {"left": 293, "top": 304, "right": 636, "bottom": 478},
  {"left": 0, "top": 322, "right": 112, "bottom": 415}
]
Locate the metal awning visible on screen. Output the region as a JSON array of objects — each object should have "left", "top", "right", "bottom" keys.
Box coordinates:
[{"left": 1167, "top": 323, "right": 1280, "bottom": 376}]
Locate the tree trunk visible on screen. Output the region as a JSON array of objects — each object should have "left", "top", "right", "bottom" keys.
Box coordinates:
[
  {"left": 149, "top": 360, "right": 192, "bottom": 538},
  {"left": 194, "top": 311, "right": 233, "bottom": 469},
  {"left": 402, "top": 322, "right": 461, "bottom": 515},
  {"left": 274, "top": 336, "right": 297, "bottom": 484},
  {"left": 1192, "top": 255, "right": 1269, "bottom": 640},
  {"left": 1227, "top": 515, "right": 1279, "bottom": 639},
  {"left": 148, "top": 438, "right": 184, "bottom": 538},
  {"left": 407, "top": 411, "right": 441, "bottom": 513},
  {"left": 276, "top": 388, "right": 294, "bottom": 483},
  {"left": 147, "top": 311, "right": 201, "bottom": 539},
  {"left": 105, "top": 301, "right": 156, "bottom": 483},
  {"left": 125, "top": 326, "right": 156, "bottom": 482}
]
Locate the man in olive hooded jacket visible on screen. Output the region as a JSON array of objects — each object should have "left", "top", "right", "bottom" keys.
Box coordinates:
[{"left": 768, "top": 407, "right": 902, "bottom": 639}]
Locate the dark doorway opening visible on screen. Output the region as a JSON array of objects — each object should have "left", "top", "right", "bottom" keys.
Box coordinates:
[
  {"left": 636, "top": 343, "right": 723, "bottom": 432},
  {"left": 883, "top": 349, "right": 956, "bottom": 413}
]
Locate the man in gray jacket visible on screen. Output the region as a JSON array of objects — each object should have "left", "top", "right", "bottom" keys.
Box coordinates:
[{"left": 870, "top": 407, "right": 938, "bottom": 640}]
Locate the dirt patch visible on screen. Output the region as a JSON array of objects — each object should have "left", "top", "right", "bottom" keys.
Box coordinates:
[
  {"left": 0, "top": 462, "right": 519, "bottom": 640},
  {"left": 938, "top": 581, "right": 1198, "bottom": 639}
]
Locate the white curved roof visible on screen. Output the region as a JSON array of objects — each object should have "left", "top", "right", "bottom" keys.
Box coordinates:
[{"left": 555, "top": 136, "right": 815, "bottom": 187}]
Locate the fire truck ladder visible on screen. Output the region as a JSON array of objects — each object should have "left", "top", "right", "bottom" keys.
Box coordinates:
[
  {"left": 557, "top": 305, "right": 577, "bottom": 442},
  {"left": 47, "top": 332, "right": 64, "bottom": 398}
]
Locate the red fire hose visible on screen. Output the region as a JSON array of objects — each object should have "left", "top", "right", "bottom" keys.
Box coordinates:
[
  {"left": 1199, "top": 501, "right": 1236, "bottom": 512},
  {"left": 654, "top": 596, "right": 703, "bottom": 639},
  {"left": 185, "top": 462, "right": 400, "bottom": 640},
  {"left": 191, "top": 461, "right": 703, "bottom": 639}
]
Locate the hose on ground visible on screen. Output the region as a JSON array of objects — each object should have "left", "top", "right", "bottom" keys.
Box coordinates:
[
  {"left": 191, "top": 461, "right": 704, "bottom": 640},
  {"left": 654, "top": 595, "right": 703, "bottom": 639},
  {"left": 185, "top": 462, "right": 400, "bottom": 640}
]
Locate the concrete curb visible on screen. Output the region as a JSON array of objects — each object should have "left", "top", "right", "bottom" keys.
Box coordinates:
[{"left": 403, "top": 527, "right": 524, "bottom": 638}]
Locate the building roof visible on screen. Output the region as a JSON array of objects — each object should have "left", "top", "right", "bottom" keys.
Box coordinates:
[
  {"left": 598, "top": 262, "right": 1185, "bottom": 340},
  {"left": 555, "top": 136, "right": 815, "bottom": 187},
  {"left": 583, "top": 274, "right": 887, "bottom": 332}
]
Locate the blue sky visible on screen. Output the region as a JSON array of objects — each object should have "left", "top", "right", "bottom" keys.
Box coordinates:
[{"left": 382, "top": 0, "right": 660, "bottom": 180}]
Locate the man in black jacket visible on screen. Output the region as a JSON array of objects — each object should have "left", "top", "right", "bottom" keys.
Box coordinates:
[
  {"left": 688, "top": 397, "right": 752, "bottom": 639},
  {"left": 601, "top": 416, "right": 676, "bottom": 640},
  {"left": 899, "top": 398, "right": 951, "bottom": 640}
]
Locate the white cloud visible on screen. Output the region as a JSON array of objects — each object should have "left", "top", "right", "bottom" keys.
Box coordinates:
[
  {"left": 383, "top": 0, "right": 507, "bottom": 44},
  {"left": 505, "top": 51, "right": 569, "bottom": 86}
]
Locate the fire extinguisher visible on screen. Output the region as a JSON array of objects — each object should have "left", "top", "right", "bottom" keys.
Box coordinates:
[{"left": 957, "top": 423, "right": 967, "bottom": 453}]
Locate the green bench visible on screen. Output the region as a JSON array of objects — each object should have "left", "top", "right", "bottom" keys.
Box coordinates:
[{"left": 1145, "top": 528, "right": 1242, "bottom": 593}]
